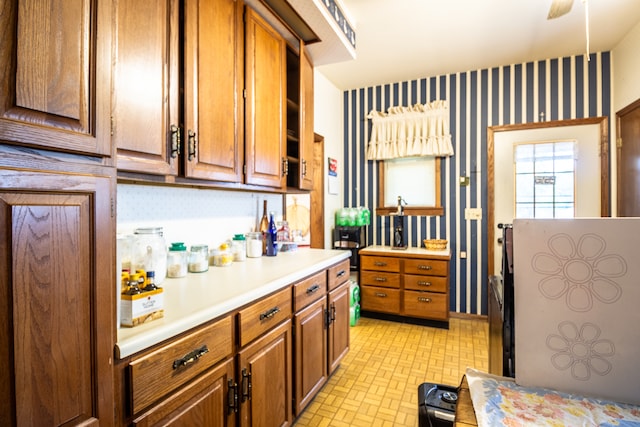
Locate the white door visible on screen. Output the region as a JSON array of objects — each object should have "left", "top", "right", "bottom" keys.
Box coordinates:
[{"left": 493, "top": 124, "right": 602, "bottom": 274}]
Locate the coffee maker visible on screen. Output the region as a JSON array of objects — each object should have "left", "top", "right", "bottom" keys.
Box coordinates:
[{"left": 392, "top": 196, "right": 407, "bottom": 250}]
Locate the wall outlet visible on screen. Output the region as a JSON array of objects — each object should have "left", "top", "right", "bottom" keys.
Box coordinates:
[
  {"left": 465, "top": 207, "right": 482, "bottom": 220},
  {"left": 460, "top": 251, "right": 467, "bottom": 259}
]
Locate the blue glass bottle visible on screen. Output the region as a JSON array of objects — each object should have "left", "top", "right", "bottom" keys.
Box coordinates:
[{"left": 266, "top": 211, "right": 278, "bottom": 256}]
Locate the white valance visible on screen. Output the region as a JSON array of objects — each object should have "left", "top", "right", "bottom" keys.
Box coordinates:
[{"left": 366, "top": 100, "right": 454, "bottom": 160}]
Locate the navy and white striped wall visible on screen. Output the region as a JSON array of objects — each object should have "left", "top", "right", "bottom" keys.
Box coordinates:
[{"left": 342, "top": 52, "right": 612, "bottom": 316}]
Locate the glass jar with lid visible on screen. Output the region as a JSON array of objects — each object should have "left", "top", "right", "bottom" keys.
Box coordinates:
[
  {"left": 246, "top": 232, "right": 262, "bottom": 258},
  {"left": 188, "top": 244, "right": 209, "bottom": 273},
  {"left": 167, "top": 242, "right": 188, "bottom": 278},
  {"left": 132, "top": 227, "right": 167, "bottom": 284},
  {"left": 232, "top": 234, "right": 247, "bottom": 262}
]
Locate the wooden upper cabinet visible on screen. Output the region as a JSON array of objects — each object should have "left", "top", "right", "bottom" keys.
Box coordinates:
[
  {"left": 114, "top": 0, "right": 179, "bottom": 176},
  {"left": 0, "top": 0, "right": 112, "bottom": 157},
  {"left": 244, "top": 7, "right": 287, "bottom": 189},
  {"left": 299, "top": 44, "right": 315, "bottom": 190},
  {"left": 183, "top": 0, "right": 244, "bottom": 182},
  {"left": 0, "top": 167, "right": 115, "bottom": 426}
]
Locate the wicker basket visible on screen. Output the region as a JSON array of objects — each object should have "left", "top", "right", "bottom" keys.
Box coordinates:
[{"left": 423, "top": 239, "right": 448, "bottom": 251}]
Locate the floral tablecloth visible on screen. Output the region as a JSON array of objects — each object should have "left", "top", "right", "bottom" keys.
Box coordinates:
[{"left": 465, "top": 368, "right": 640, "bottom": 427}]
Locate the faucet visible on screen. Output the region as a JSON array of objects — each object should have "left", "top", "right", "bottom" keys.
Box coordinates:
[{"left": 396, "top": 196, "right": 407, "bottom": 215}]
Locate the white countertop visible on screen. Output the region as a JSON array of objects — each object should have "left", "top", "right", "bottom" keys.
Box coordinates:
[{"left": 116, "top": 248, "right": 350, "bottom": 358}]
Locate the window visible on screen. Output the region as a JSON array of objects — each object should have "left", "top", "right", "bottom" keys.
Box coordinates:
[
  {"left": 377, "top": 156, "right": 444, "bottom": 216},
  {"left": 514, "top": 141, "right": 576, "bottom": 218}
]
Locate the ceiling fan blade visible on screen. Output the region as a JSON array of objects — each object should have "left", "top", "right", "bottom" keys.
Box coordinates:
[{"left": 547, "top": 0, "right": 574, "bottom": 19}]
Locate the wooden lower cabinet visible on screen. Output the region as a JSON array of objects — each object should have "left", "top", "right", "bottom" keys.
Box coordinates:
[
  {"left": 360, "top": 247, "right": 451, "bottom": 324},
  {"left": 117, "top": 259, "right": 351, "bottom": 426},
  {"left": 327, "top": 281, "right": 350, "bottom": 374},
  {"left": 238, "top": 320, "right": 292, "bottom": 427},
  {"left": 133, "top": 358, "right": 236, "bottom": 427}
]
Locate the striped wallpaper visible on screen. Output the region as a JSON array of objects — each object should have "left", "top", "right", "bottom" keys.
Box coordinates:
[{"left": 342, "top": 52, "right": 612, "bottom": 316}]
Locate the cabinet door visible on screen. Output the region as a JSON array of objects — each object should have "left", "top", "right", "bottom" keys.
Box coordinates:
[
  {"left": 244, "top": 7, "right": 286, "bottom": 189},
  {"left": 238, "top": 320, "right": 292, "bottom": 427},
  {"left": 298, "top": 44, "right": 314, "bottom": 190},
  {"left": 114, "top": 0, "right": 179, "bottom": 175},
  {"left": 0, "top": 0, "right": 111, "bottom": 156},
  {"left": 0, "top": 168, "right": 114, "bottom": 425},
  {"left": 328, "top": 282, "right": 350, "bottom": 375},
  {"left": 184, "top": 0, "right": 244, "bottom": 182},
  {"left": 293, "top": 298, "right": 327, "bottom": 415},
  {"left": 133, "top": 358, "right": 236, "bottom": 427}
]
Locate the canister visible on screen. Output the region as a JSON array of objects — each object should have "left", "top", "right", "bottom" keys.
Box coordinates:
[
  {"left": 167, "top": 242, "right": 188, "bottom": 278},
  {"left": 232, "top": 234, "right": 247, "bottom": 262},
  {"left": 246, "top": 232, "right": 262, "bottom": 258},
  {"left": 188, "top": 244, "right": 209, "bottom": 272},
  {"left": 132, "top": 227, "right": 167, "bottom": 284}
]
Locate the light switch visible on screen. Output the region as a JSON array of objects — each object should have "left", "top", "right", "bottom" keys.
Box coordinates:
[{"left": 459, "top": 176, "right": 470, "bottom": 186}]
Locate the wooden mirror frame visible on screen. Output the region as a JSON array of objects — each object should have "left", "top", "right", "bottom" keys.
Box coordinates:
[{"left": 376, "top": 157, "right": 445, "bottom": 216}]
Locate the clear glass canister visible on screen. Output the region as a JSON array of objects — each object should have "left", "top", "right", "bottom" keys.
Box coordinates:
[
  {"left": 167, "top": 242, "right": 188, "bottom": 278},
  {"left": 232, "top": 234, "right": 246, "bottom": 262},
  {"left": 132, "top": 227, "right": 167, "bottom": 284},
  {"left": 188, "top": 244, "right": 209, "bottom": 273},
  {"left": 246, "top": 232, "right": 262, "bottom": 258}
]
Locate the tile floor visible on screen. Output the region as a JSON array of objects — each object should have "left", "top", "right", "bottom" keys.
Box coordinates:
[{"left": 293, "top": 316, "right": 489, "bottom": 427}]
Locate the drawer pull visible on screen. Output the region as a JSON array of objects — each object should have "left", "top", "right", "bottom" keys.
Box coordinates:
[
  {"left": 241, "top": 368, "right": 252, "bottom": 402},
  {"left": 417, "top": 297, "right": 432, "bottom": 303},
  {"left": 374, "top": 261, "right": 387, "bottom": 267},
  {"left": 374, "top": 277, "right": 387, "bottom": 282},
  {"left": 375, "top": 292, "right": 387, "bottom": 298},
  {"left": 336, "top": 269, "right": 347, "bottom": 278},
  {"left": 228, "top": 379, "right": 238, "bottom": 414},
  {"left": 306, "top": 284, "right": 320, "bottom": 294},
  {"left": 259, "top": 306, "right": 280, "bottom": 321},
  {"left": 172, "top": 345, "right": 209, "bottom": 370},
  {"left": 418, "top": 281, "right": 432, "bottom": 287},
  {"left": 418, "top": 265, "right": 433, "bottom": 271}
]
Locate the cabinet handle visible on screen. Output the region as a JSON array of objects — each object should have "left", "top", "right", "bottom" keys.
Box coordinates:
[
  {"left": 375, "top": 292, "right": 387, "bottom": 298},
  {"left": 417, "top": 297, "right": 432, "bottom": 303},
  {"left": 336, "top": 269, "right": 347, "bottom": 278},
  {"left": 228, "top": 379, "right": 238, "bottom": 414},
  {"left": 282, "top": 157, "right": 289, "bottom": 176},
  {"left": 418, "top": 265, "right": 433, "bottom": 271},
  {"left": 187, "top": 129, "right": 197, "bottom": 161},
  {"left": 374, "top": 261, "right": 387, "bottom": 267},
  {"left": 259, "top": 306, "right": 280, "bottom": 320},
  {"left": 170, "top": 124, "right": 181, "bottom": 158},
  {"left": 306, "top": 284, "right": 320, "bottom": 294},
  {"left": 375, "top": 277, "right": 387, "bottom": 282},
  {"left": 172, "top": 345, "right": 209, "bottom": 369},
  {"left": 301, "top": 159, "right": 307, "bottom": 177},
  {"left": 417, "top": 281, "right": 432, "bottom": 287},
  {"left": 331, "top": 303, "right": 336, "bottom": 321},
  {"left": 241, "top": 368, "right": 252, "bottom": 402},
  {"left": 325, "top": 307, "right": 332, "bottom": 326}
]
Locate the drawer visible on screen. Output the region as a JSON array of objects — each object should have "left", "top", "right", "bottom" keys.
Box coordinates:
[
  {"left": 403, "top": 291, "right": 449, "bottom": 320},
  {"left": 293, "top": 270, "right": 327, "bottom": 311},
  {"left": 360, "top": 270, "right": 400, "bottom": 289},
  {"left": 361, "top": 255, "right": 400, "bottom": 273},
  {"left": 327, "top": 258, "right": 350, "bottom": 291},
  {"left": 238, "top": 286, "right": 292, "bottom": 347},
  {"left": 129, "top": 315, "right": 233, "bottom": 414},
  {"left": 404, "top": 274, "right": 448, "bottom": 293},
  {"left": 360, "top": 286, "right": 400, "bottom": 314},
  {"left": 404, "top": 258, "right": 449, "bottom": 276}
]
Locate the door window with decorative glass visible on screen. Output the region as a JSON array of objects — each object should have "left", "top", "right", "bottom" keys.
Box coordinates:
[{"left": 514, "top": 141, "right": 576, "bottom": 218}]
